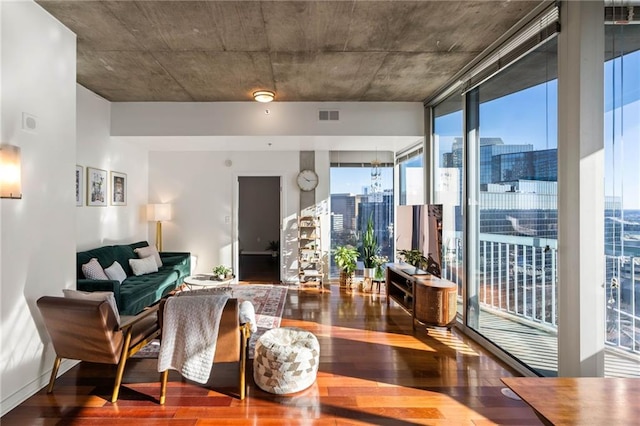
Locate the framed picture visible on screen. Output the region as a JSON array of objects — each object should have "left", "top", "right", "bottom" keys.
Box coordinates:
[
  {"left": 75, "top": 165, "right": 83, "bottom": 206},
  {"left": 86, "top": 167, "right": 107, "bottom": 206},
  {"left": 111, "top": 171, "right": 127, "bottom": 206}
]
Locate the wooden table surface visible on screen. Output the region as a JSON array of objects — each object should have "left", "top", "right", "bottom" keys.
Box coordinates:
[{"left": 501, "top": 377, "right": 640, "bottom": 425}]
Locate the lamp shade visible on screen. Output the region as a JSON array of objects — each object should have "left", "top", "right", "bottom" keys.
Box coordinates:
[
  {"left": 147, "top": 203, "right": 172, "bottom": 222},
  {"left": 0, "top": 144, "right": 22, "bottom": 199}
]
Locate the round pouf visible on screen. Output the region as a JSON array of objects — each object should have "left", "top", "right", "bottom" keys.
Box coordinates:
[{"left": 253, "top": 327, "right": 320, "bottom": 394}]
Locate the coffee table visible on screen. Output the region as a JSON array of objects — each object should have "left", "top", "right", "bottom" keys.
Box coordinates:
[{"left": 183, "top": 273, "right": 234, "bottom": 290}]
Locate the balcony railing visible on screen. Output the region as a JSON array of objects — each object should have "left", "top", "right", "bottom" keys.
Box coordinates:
[{"left": 441, "top": 233, "right": 640, "bottom": 356}]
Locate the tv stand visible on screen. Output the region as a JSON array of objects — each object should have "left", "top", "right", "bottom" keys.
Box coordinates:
[{"left": 385, "top": 263, "right": 457, "bottom": 330}]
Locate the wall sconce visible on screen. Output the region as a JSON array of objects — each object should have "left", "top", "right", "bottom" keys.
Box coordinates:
[
  {"left": 0, "top": 144, "right": 22, "bottom": 199},
  {"left": 147, "top": 203, "right": 172, "bottom": 252}
]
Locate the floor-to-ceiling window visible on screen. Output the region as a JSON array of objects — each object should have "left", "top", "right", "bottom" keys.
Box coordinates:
[
  {"left": 468, "top": 38, "right": 559, "bottom": 376},
  {"left": 329, "top": 154, "right": 394, "bottom": 277},
  {"left": 604, "top": 21, "right": 640, "bottom": 375},
  {"left": 397, "top": 146, "right": 424, "bottom": 206},
  {"left": 433, "top": 91, "right": 464, "bottom": 312}
]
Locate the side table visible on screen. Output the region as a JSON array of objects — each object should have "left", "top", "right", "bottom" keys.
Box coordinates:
[{"left": 183, "top": 273, "right": 234, "bottom": 290}]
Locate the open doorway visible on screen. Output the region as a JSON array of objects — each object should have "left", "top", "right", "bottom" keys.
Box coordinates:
[{"left": 237, "top": 176, "right": 281, "bottom": 282}]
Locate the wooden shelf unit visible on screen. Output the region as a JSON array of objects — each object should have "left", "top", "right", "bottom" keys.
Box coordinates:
[
  {"left": 298, "top": 215, "right": 323, "bottom": 289},
  {"left": 385, "top": 263, "right": 457, "bottom": 330}
]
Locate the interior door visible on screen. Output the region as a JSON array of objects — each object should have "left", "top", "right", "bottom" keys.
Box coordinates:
[{"left": 237, "top": 176, "right": 281, "bottom": 282}]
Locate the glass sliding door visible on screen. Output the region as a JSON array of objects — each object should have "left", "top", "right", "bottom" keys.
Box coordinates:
[
  {"left": 469, "top": 38, "right": 559, "bottom": 376},
  {"left": 604, "top": 22, "right": 640, "bottom": 376},
  {"left": 433, "top": 91, "right": 464, "bottom": 313}
]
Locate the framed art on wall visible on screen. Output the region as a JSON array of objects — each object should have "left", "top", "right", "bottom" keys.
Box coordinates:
[
  {"left": 111, "top": 171, "right": 126, "bottom": 206},
  {"left": 86, "top": 166, "right": 107, "bottom": 206},
  {"left": 75, "top": 165, "right": 83, "bottom": 206}
]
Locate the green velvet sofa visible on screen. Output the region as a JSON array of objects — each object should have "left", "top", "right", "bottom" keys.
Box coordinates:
[{"left": 76, "top": 241, "right": 190, "bottom": 315}]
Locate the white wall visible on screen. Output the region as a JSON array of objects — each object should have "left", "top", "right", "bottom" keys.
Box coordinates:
[
  {"left": 0, "top": 0, "right": 76, "bottom": 415},
  {"left": 149, "top": 150, "right": 301, "bottom": 282},
  {"left": 112, "top": 102, "right": 424, "bottom": 137},
  {"left": 76, "top": 85, "right": 149, "bottom": 250}
]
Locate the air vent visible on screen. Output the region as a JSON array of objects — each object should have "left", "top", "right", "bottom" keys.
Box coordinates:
[{"left": 319, "top": 110, "right": 339, "bottom": 121}]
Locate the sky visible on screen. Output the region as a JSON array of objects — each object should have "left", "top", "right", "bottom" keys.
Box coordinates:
[
  {"left": 330, "top": 167, "right": 394, "bottom": 195},
  {"left": 330, "top": 43, "right": 640, "bottom": 209}
]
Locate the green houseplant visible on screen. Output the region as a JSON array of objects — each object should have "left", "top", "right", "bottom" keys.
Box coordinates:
[
  {"left": 212, "top": 265, "right": 232, "bottom": 280},
  {"left": 265, "top": 240, "right": 280, "bottom": 258},
  {"left": 334, "top": 245, "right": 358, "bottom": 288},
  {"left": 397, "top": 249, "right": 427, "bottom": 272},
  {"left": 361, "top": 214, "right": 379, "bottom": 277}
]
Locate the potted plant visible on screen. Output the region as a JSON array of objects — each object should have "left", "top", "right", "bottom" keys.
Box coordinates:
[
  {"left": 265, "top": 240, "right": 280, "bottom": 258},
  {"left": 212, "top": 265, "right": 232, "bottom": 280},
  {"left": 397, "top": 249, "right": 427, "bottom": 273},
  {"left": 334, "top": 245, "right": 358, "bottom": 289},
  {"left": 361, "top": 214, "right": 379, "bottom": 278}
]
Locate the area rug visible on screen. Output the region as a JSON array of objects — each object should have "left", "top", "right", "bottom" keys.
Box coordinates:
[{"left": 133, "top": 284, "right": 287, "bottom": 359}]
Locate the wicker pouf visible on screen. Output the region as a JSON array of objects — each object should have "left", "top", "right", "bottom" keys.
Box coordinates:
[{"left": 253, "top": 327, "right": 320, "bottom": 394}]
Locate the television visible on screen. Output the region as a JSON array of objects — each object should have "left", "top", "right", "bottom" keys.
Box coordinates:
[{"left": 395, "top": 204, "right": 443, "bottom": 277}]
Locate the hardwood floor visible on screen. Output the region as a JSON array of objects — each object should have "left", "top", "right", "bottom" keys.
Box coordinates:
[{"left": 2, "top": 285, "right": 542, "bottom": 425}]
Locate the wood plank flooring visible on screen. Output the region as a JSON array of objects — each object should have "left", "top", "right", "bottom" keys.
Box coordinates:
[{"left": 1, "top": 285, "right": 542, "bottom": 425}]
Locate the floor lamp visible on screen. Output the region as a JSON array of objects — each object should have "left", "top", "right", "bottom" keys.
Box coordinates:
[{"left": 147, "top": 204, "right": 172, "bottom": 252}]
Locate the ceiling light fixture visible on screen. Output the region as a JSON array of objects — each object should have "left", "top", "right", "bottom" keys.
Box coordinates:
[{"left": 253, "top": 90, "right": 275, "bottom": 103}]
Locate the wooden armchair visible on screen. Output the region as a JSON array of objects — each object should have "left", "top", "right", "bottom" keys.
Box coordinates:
[
  {"left": 158, "top": 297, "right": 252, "bottom": 404},
  {"left": 36, "top": 296, "right": 161, "bottom": 403}
]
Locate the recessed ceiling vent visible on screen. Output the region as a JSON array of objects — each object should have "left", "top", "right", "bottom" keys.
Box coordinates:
[{"left": 319, "top": 110, "right": 339, "bottom": 121}]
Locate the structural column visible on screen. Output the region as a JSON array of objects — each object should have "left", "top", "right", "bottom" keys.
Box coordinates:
[
  {"left": 557, "top": 0, "right": 605, "bottom": 377},
  {"left": 423, "top": 106, "right": 433, "bottom": 204},
  {"left": 299, "top": 151, "right": 316, "bottom": 211}
]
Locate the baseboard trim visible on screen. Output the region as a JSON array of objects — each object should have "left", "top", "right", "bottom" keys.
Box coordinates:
[{"left": 0, "top": 359, "right": 78, "bottom": 417}]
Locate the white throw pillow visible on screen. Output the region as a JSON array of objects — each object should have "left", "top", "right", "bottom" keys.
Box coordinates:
[
  {"left": 81, "top": 258, "right": 109, "bottom": 280},
  {"left": 62, "top": 289, "right": 120, "bottom": 326},
  {"left": 129, "top": 255, "right": 158, "bottom": 276},
  {"left": 104, "top": 261, "right": 127, "bottom": 284},
  {"left": 134, "top": 245, "right": 163, "bottom": 267}
]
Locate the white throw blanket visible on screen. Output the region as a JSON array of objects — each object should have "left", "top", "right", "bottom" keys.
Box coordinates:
[{"left": 157, "top": 294, "right": 230, "bottom": 384}]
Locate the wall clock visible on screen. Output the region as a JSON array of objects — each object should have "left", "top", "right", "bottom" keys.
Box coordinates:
[{"left": 296, "top": 169, "right": 318, "bottom": 192}]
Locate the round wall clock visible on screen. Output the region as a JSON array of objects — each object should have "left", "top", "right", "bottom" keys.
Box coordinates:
[{"left": 296, "top": 169, "right": 319, "bottom": 192}]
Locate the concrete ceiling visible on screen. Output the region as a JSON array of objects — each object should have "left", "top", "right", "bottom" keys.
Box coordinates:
[{"left": 36, "top": 0, "right": 544, "bottom": 103}]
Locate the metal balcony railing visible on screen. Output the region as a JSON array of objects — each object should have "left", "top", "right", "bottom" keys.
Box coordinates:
[{"left": 441, "top": 233, "right": 639, "bottom": 356}]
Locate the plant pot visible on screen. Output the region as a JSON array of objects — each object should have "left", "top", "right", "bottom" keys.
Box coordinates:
[
  {"left": 363, "top": 267, "right": 375, "bottom": 278},
  {"left": 339, "top": 271, "right": 353, "bottom": 289}
]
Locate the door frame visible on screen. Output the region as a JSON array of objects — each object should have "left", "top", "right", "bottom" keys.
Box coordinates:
[{"left": 233, "top": 173, "right": 284, "bottom": 282}]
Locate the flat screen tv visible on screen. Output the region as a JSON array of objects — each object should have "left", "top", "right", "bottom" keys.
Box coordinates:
[{"left": 395, "top": 204, "right": 443, "bottom": 277}]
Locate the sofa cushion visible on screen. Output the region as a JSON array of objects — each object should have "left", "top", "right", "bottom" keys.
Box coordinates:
[
  {"left": 159, "top": 254, "right": 191, "bottom": 281},
  {"left": 104, "top": 261, "right": 127, "bottom": 284},
  {"left": 78, "top": 247, "right": 117, "bottom": 278},
  {"left": 130, "top": 256, "right": 158, "bottom": 276},
  {"left": 112, "top": 244, "right": 137, "bottom": 276},
  {"left": 81, "top": 258, "right": 109, "bottom": 280},
  {"left": 129, "top": 241, "right": 150, "bottom": 251},
  {"left": 119, "top": 270, "right": 178, "bottom": 315},
  {"left": 135, "top": 245, "right": 162, "bottom": 267}
]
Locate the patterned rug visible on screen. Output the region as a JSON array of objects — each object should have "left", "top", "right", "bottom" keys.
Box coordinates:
[{"left": 133, "top": 284, "right": 288, "bottom": 359}]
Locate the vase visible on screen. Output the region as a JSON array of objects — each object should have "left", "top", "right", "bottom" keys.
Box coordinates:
[{"left": 363, "top": 267, "right": 375, "bottom": 278}]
